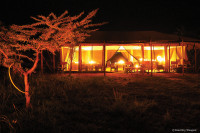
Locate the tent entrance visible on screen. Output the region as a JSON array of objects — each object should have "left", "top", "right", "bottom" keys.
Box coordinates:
[{"left": 106, "top": 46, "right": 141, "bottom": 72}]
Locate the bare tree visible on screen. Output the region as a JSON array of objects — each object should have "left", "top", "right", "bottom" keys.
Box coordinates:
[{"left": 0, "top": 9, "right": 104, "bottom": 109}]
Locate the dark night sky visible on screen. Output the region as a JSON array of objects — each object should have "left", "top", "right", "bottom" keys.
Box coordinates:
[{"left": 1, "top": 0, "right": 200, "bottom": 35}]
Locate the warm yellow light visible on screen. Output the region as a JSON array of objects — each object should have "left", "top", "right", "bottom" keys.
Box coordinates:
[
  {"left": 74, "top": 61, "right": 79, "bottom": 64},
  {"left": 118, "top": 60, "right": 125, "bottom": 64},
  {"left": 89, "top": 60, "right": 96, "bottom": 64},
  {"left": 144, "top": 47, "right": 151, "bottom": 50},
  {"left": 81, "top": 46, "right": 103, "bottom": 51},
  {"left": 119, "top": 46, "right": 125, "bottom": 50},
  {"left": 106, "top": 46, "right": 141, "bottom": 50},
  {"left": 143, "top": 58, "right": 157, "bottom": 61},
  {"left": 144, "top": 46, "right": 164, "bottom": 50},
  {"left": 63, "top": 46, "right": 165, "bottom": 51},
  {"left": 130, "top": 56, "right": 133, "bottom": 61},
  {"left": 82, "top": 47, "right": 92, "bottom": 50},
  {"left": 139, "top": 58, "right": 143, "bottom": 61},
  {"left": 135, "top": 64, "right": 139, "bottom": 68},
  {"left": 157, "top": 56, "right": 164, "bottom": 62}
]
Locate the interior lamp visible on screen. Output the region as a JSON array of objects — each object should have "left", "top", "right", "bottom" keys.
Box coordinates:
[
  {"left": 135, "top": 64, "right": 139, "bottom": 68},
  {"left": 118, "top": 60, "right": 125, "bottom": 64},
  {"left": 157, "top": 56, "right": 164, "bottom": 62},
  {"left": 89, "top": 60, "right": 95, "bottom": 64}
]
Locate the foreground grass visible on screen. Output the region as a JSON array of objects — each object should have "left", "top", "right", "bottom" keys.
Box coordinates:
[{"left": 0, "top": 72, "right": 200, "bottom": 133}]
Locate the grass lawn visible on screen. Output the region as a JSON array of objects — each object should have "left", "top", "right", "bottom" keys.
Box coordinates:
[{"left": 0, "top": 72, "right": 200, "bottom": 133}]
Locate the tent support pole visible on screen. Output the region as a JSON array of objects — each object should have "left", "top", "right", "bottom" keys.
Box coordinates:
[
  {"left": 150, "top": 41, "right": 153, "bottom": 77},
  {"left": 164, "top": 45, "right": 168, "bottom": 72},
  {"left": 195, "top": 43, "right": 197, "bottom": 72},
  {"left": 141, "top": 45, "right": 144, "bottom": 74},
  {"left": 169, "top": 45, "right": 170, "bottom": 73},
  {"left": 60, "top": 47, "right": 63, "bottom": 71},
  {"left": 78, "top": 44, "right": 82, "bottom": 72},
  {"left": 176, "top": 46, "right": 177, "bottom": 68},
  {"left": 182, "top": 41, "right": 184, "bottom": 76},
  {"left": 103, "top": 43, "right": 106, "bottom": 76}
]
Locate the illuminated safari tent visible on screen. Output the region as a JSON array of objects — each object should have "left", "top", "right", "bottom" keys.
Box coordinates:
[{"left": 60, "top": 31, "right": 200, "bottom": 73}]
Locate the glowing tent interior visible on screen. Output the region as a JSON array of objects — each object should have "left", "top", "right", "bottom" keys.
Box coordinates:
[{"left": 59, "top": 31, "right": 200, "bottom": 73}]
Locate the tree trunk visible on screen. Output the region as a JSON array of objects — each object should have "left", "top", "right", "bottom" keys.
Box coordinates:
[
  {"left": 24, "top": 74, "right": 31, "bottom": 108},
  {"left": 24, "top": 52, "right": 39, "bottom": 109}
]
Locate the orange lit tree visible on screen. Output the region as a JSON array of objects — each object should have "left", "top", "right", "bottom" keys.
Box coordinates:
[
  {"left": 0, "top": 25, "right": 16, "bottom": 67},
  {"left": 0, "top": 9, "right": 103, "bottom": 108}
]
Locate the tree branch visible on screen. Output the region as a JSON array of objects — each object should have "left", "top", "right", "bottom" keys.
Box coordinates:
[
  {"left": 0, "top": 35, "right": 8, "bottom": 42},
  {"left": 26, "top": 51, "right": 39, "bottom": 75},
  {"left": 0, "top": 48, "right": 8, "bottom": 58},
  {"left": 15, "top": 54, "right": 34, "bottom": 62}
]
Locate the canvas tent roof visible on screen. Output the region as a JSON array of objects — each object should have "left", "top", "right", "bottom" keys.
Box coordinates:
[{"left": 85, "top": 31, "right": 200, "bottom": 43}]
